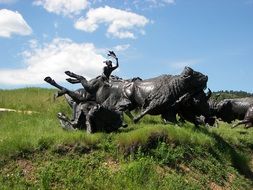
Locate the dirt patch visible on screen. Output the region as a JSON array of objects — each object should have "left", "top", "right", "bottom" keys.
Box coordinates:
[
  {"left": 103, "top": 158, "right": 120, "bottom": 172},
  {"left": 179, "top": 164, "right": 191, "bottom": 172},
  {"left": 0, "top": 108, "right": 38, "bottom": 114},
  {"left": 209, "top": 173, "right": 235, "bottom": 190},
  {"left": 210, "top": 182, "right": 223, "bottom": 190},
  {"left": 17, "top": 159, "right": 37, "bottom": 182}
]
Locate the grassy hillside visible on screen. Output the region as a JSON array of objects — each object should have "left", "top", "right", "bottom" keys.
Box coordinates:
[{"left": 0, "top": 88, "right": 253, "bottom": 189}]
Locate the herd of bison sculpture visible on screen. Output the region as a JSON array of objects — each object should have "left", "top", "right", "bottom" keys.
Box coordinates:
[{"left": 45, "top": 52, "right": 253, "bottom": 133}]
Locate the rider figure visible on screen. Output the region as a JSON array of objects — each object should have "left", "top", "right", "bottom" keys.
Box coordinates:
[{"left": 102, "top": 51, "right": 119, "bottom": 82}]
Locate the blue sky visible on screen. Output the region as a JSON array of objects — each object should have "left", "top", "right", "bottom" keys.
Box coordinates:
[{"left": 0, "top": 0, "right": 253, "bottom": 92}]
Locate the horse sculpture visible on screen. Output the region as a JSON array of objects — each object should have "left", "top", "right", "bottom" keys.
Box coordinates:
[
  {"left": 44, "top": 72, "right": 140, "bottom": 132},
  {"left": 44, "top": 76, "right": 127, "bottom": 133}
]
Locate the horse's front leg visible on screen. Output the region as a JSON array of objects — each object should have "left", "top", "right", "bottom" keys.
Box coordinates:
[
  {"left": 45, "top": 77, "right": 68, "bottom": 99},
  {"left": 65, "top": 71, "right": 89, "bottom": 89},
  {"left": 44, "top": 77, "right": 66, "bottom": 91},
  {"left": 66, "top": 78, "right": 81, "bottom": 84},
  {"left": 65, "top": 71, "right": 86, "bottom": 80},
  {"left": 45, "top": 77, "right": 86, "bottom": 102},
  {"left": 54, "top": 89, "right": 68, "bottom": 99}
]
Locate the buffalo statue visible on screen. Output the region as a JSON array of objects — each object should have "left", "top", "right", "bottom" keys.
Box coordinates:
[
  {"left": 209, "top": 97, "right": 253, "bottom": 123},
  {"left": 125, "top": 67, "right": 208, "bottom": 123},
  {"left": 232, "top": 104, "right": 253, "bottom": 129}
]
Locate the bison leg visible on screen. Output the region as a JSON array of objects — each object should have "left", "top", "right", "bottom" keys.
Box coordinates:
[
  {"left": 232, "top": 119, "right": 251, "bottom": 128},
  {"left": 245, "top": 122, "right": 253, "bottom": 129},
  {"left": 125, "top": 110, "right": 134, "bottom": 120},
  {"left": 133, "top": 108, "right": 150, "bottom": 123},
  {"left": 133, "top": 98, "right": 162, "bottom": 123},
  {"left": 161, "top": 111, "right": 178, "bottom": 124}
]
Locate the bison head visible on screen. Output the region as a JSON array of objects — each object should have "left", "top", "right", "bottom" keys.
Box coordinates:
[{"left": 180, "top": 67, "right": 208, "bottom": 93}]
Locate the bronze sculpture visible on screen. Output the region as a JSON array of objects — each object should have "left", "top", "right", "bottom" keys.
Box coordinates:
[
  {"left": 232, "top": 104, "right": 253, "bottom": 129},
  {"left": 45, "top": 51, "right": 213, "bottom": 132}
]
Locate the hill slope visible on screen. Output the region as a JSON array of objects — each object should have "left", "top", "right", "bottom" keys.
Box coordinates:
[{"left": 0, "top": 88, "right": 253, "bottom": 189}]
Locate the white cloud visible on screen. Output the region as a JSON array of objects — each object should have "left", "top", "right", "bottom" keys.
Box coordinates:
[
  {"left": 170, "top": 59, "right": 200, "bottom": 70},
  {"left": 33, "top": 0, "right": 89, "bottom": 17},
  {"left": 0, "top": 9, "right": 32, "bottom": 38},
  {"left": 132, "top": 0, "right": 175, "bottom": 9},
  {"left": 0, "top": 38, "right": 106, "bottom": 85},
  {"left": 74, "top": 6, "right": 149, "bottom": 39},
  {"left": 146, "top": 0, "right": 175, "bottom": 6},
  {"left": 113, "top": 44, "right": 130, "bottom": 52},
  {"left": 162, "top": 0, "right": 175, "bottom": 4},
  {"left": 28, "top": 39, "right": 38, "bottom": 49}
]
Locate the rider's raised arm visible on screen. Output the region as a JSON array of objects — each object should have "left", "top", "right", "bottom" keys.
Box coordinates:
[
  {"left": 112, "top": 57, "right": 119, "bottom": 70},
  {"left": 107, "top": 50, "right": 118, "bottom": 70}
]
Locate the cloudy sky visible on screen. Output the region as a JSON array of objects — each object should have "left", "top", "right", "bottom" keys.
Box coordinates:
[{"left": 0, "top": 0, "right": 253, "bottom": 92}]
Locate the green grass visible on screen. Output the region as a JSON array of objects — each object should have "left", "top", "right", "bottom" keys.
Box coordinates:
[{"left": 0, "top": 88, "right": 253, "bottom": 189}]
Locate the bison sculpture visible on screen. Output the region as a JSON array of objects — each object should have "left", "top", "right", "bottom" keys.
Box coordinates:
[
  {"left": 209, "top": 97, "right": 253, "bottom": 123},
  {"left": 129, "top": 67, "right": 209, "bottom": 123},
  {"left": 232, "top": 104, "right": 253, "bottom": 129}
]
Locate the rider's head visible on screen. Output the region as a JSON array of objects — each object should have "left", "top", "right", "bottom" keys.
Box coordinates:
[{"left": 104, "top": 60, "right": 112, "bottom": 67}]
